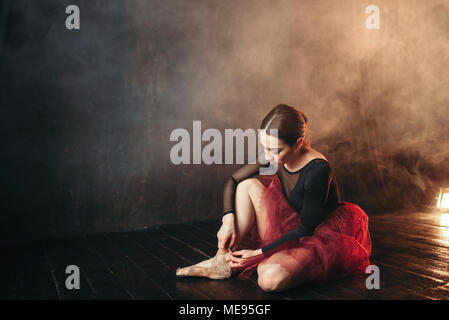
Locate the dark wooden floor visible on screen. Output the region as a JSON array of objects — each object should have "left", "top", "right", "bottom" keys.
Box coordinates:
[{"left": 1, "top": 210, "right": 449, "bottom": 300}]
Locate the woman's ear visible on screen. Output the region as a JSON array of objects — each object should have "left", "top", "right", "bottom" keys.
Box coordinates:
[{"left": 295, "top": 137, "right": 304, "bottom": 151}]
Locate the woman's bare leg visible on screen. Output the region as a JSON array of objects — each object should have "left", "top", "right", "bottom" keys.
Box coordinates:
[
  {"left": 232, "top": 177, "right": 267, "bottom": 251},
  {"left": 175, "top": 177, "right": 266, "bottom": 279},
  {"left": 257, "top": 248, "right": 314, "bottom": 292}
]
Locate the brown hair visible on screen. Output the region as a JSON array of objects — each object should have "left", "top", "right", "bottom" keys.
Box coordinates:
[{"left": 260, "top": 104, "right": 311, "bottom": 147}]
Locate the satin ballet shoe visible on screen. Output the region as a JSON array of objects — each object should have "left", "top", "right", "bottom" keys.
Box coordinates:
[{"left": 175, "top": 248, "right": 233, "bottom": 280}]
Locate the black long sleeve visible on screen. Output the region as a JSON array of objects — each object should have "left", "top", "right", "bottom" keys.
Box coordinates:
[
  {"left": 222, "top": 154, "right": 272, "bottom": 216},
  {"left": 261, "top": 162, "right": 334, "bottom": 253}
]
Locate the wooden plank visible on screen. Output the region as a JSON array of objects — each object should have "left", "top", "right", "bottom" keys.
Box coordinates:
[
  {"left": 44, "top": 236, "right": 133, "bottom": 300},
  {"left": 372, "top": 218, "right": 449, "bottom": 241},
  {"left": 80, "top": 233, "right": 171, "bottom": 299},
  {"left": 406, "top": 283, "right": 449, "bottom": 300},
  {"left": 134, "top": 226, "right": 276, "bottom": 300},
  {"left": 318, "top": 272, "right": 428, "bottom": 300},
  {"left": 371, "top": 227, "right": 449, "bottom": 259},
  {"left": 129, "top": 229, "right": 211, "bottom": 299},
  {"left": 371, "top": 216, "right": 449, "bottom": 248},
  {"left": 373, "top": 211, "right": 449, "bottom": 229},
  {"left": 315, "top": 274, "right": 380, "bottom": 300},
  {"left": 67, "top": 236, "right": 134, "bottom": 299},
  {"left": 370, "top": 238, "right": 449, "bottom": 283},
  {"left": 0, "top": 243, "right": 25, "bottom": 299},
  {"left": 369, "top": 258, "right": 446, "bottom": 292},
  {"left": 104, "top": 231, "right": 205, "bottom": 299},
  {"left": 4, "top": 207, "right": 446, "bottom": 300},
  {"left": 15, "top": 242, "right": 59, "bottom": 299},
  {"left": 157, "top": 224, "right": 290, "bottom": 300},
  {"left": 42, "top": 238, "right": 97, "bottom": 299},
  {"left": 371, "top": 230, "right": 449, "bottom": 261}
]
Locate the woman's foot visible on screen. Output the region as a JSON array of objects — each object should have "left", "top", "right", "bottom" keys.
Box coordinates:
[{"left": 175, "top": 248, "right": 233, "bottom": 280}]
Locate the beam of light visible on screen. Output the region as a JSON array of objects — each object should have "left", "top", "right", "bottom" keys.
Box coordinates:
[
  {"left": 436, "top": 188, "right": 449, "bottom": 210},
  {"left": 439, "top": 214, "right": 449, "bottom": 239},
  {"left": 440, "top": 214, "right": 449, "bottom": 227},
  {"left": 435, "top": 189, "right": 449, "bottom": 238}
]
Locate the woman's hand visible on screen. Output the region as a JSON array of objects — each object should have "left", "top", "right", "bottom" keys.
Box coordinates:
[
  {"left": 217, "top": 213, "right": 236, "bottom": 249},
  {"left": 229, "top": 249, "right": 263, "bottom": 268}
]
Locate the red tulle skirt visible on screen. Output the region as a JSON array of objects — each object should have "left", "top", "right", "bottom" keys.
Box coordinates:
[{"left": 234, "top": 174, "right": 372, "bottom": 286}]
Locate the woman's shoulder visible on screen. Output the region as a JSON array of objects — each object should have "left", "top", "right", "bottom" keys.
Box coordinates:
[
  {"left": 301, "top": 150, "right": 333, "bottom": 178},
  {"left": 303, "top": 154, "right": 333, "bottom": 186},
  {"left": 305, "top": 149, "right": 328, "bottom": 166}
]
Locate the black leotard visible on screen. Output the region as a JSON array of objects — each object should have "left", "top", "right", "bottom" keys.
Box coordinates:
[{"left": 222, "top": 155, "right": 341, "bottom": 253}]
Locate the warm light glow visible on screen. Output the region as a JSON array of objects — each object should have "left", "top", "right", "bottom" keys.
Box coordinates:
[
  {"left": 440, "top": 214, "right": 449, "bottom": 228},
  {"left": 436, "top": 188, "right": 449, "bottom": 210},
  {"left": 439, "top": 214, "right": 449, "bottom": 239}
]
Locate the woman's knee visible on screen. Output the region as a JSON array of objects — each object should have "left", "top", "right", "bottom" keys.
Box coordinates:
[
  {"left": 236, "top": 177, "right": 260, "bottom": 196},
  {"left": 257, "top": 264, "right": 291, "bottom": 292}
]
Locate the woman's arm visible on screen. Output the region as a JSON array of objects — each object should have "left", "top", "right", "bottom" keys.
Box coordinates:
[
  {"left": 222, "top": 153, "right": 270, "bottom": 217},
  {"left": 218, "top": 154, "right": 269, "bottom": 249},
  {"left": 260, "top": 163, "right": 333, "bottom": 253}
]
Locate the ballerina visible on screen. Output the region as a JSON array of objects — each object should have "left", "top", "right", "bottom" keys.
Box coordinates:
[{"left": 176, "top": 104, "right": 372, "bottom": 292}]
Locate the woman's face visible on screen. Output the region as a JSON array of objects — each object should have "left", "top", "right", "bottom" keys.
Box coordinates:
[{"left": 259, "top": 130, "right": 301, "bottom": 166}]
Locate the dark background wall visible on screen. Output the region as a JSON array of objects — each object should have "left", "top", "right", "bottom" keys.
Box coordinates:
[{"left": 1, "top": 0, "right": 449, "bottom": 243}]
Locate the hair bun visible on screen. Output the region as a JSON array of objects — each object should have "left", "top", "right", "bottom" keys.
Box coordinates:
[{"left": 260, "top": 104, "right": 310, "bottom": 148}]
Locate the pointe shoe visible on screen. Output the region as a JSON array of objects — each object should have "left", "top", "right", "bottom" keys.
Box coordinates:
[{"left": 175, "top": 249, "right": 232, "bottom": 280}]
